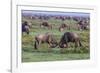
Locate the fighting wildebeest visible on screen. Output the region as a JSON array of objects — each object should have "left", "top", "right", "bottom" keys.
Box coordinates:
[
  {"left": 59, "top": 23, "right": 70, "bottom": 32},
  {"left": 40, "top": 22, "right": 52, "bottom": 29},
  {"left": 34, "top": 32, "right": 58, "bottom": 50},
  {"left": 59, "top": 32, "right": 82, "bottom": 48},
  {"left": 22, "top": 21, "right": 30, "bottom": 35}
]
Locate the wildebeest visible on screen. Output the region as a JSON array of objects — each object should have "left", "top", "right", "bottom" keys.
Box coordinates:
[
  {"left": 22, "top": 21, "right": 30, "bottom": 35},
  {"left": 34, "top": 32, "right": 58, "bottom": 50},
  {"left": 55, "top": 16, "right": 67, "bottom": 21},
  {"left": 40, "top": 22, "right": 52, "bottom": 29},
  {"left": 28, "top": 22, "right": 32, "bottom": 28},
  {"left": 59, "top": 32, "right": 82, "bottom": 48},
  {"left": 59, "top": 23, "right": 70, "bottom": 32},
  {"left": 77, "top": 20, "right": 89, "bottom": 30}
]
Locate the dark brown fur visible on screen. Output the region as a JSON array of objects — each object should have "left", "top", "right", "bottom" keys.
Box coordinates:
[
  {"left": 40, "top": 22, "right": 52, "bottom": 29},
  {"left": 59, "top": 23, "right": 70, "bottom": 32},
  {"left": 59, "top": 32, "right": 82, "bottom": 48},
  {"left": 77, "top": 20, "right": 89, "bottom": 30},
  {"left": 22, "top": 21, "right": 30, "bottom": 35}
]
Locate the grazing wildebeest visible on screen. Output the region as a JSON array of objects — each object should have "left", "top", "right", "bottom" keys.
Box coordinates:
[
  {"left": 59, "top": 32, "right": 82, "bottom": 48},
  {"left": 28, "top": 22, "right": 32, "bottom": 28},
  {"left": 72, "top": 16, "right": 81, "bottom": 22},
  {"left": 77, "top": 20, "right": 89, "bottom": 30},
  {"left": 59, "top": 23, "right": 70, "bottom": 32},
  {"left": 40, "top": 22, "right": 52, "bottom": 29},
  {"left": 30, "top": 16, "right": 36, "bottom": 19},
  {"left": 34, "top": 33, "right": 58, "bottom": 50},
  {"left": 22, "top": 21, "right": 30, "bottom": 35},
  {"left": 60, "top": 16, "right": 66, "bottom": 21}
]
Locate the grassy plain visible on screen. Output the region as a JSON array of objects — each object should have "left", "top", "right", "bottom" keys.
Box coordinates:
[{"left": 22, "top": 17, "right": 90, "bottom": 62}]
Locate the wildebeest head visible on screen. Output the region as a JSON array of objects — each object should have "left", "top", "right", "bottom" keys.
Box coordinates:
[
  {"left": 59, "top": 43, "right": 68, "bottom": 48},
  {"left": 48, "top": 34, "right": 58, "bottom": 48},
  {"left": 50, "top": 39, "right": 58, "bottom": 48},
  {"left": 23, "top": 21, "right": 28, "bottom": 26},
  {"left": 59, "top": 23, "right": 70, "bottom": 32},
  {"left": 59, "top": 38, "right": 68, "bottom": 48}
]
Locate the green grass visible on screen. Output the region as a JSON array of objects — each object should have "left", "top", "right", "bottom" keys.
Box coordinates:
[
  {"left": 22, "top": 51, "right": 90, "bottom": 62},
  {"left": 22, "top": 17, "right": 90, "bottom": 62}
]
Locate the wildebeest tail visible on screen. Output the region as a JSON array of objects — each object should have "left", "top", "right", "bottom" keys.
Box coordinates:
[{"left": 34, "top": 40, "right": 38, "bottom": 50}]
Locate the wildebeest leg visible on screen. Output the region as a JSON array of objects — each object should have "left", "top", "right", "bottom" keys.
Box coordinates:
[
  {"left": 26, "top": 28, "right": 29, "bottom": 35},
  {"left": 75, "top": 40, "right": 78, "bottom": 48},
  {"left": 47, "top": 42, "right": 53, "bottom": 52},
  {"left": 38, "top": 41, "right": 41, "bottom": 49},
  {"left": 79, "top": 40, "right": 82, "bottom": 47},
  {"left": 75, "top": 44, "right": 78, "bottom": 48},
  {"left": 34, "top": 41, "right": 38, "bottom": 50}
]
